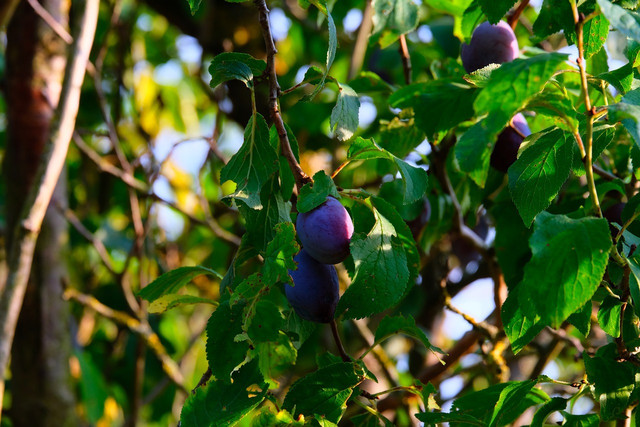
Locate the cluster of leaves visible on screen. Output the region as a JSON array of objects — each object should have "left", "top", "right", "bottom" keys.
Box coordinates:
[{"left": 130, "top": 0, "right": 640, "bottom": 425}]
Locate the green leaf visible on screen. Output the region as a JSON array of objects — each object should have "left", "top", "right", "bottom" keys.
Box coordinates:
[
  {"left": 347, "top": 137, "right": 428, "bottom": 204},
  {"left": 330, "top": 82, "right": 360, "bottom": 141},
  {"left": 371, "top": 0, "right": 420, "bottom": 48},
  {"left": 247, "top": 300, "right": 284, "bottom": 343},
  {"left": 608, "top": 88, "right": 640, "bottom": 149},
  {"left": 567, "top": 302, "right": 592, "bottom": 336},
  {"left": 458, "top": 1, "right": 485, "bottom": 42},
  {"left": 238, "top": 178, "right": 292, "bottom": 252},
  {"left": 138, "top": 266, "right": 223, "bottom": 303},
  {"left": 221, "top": 114, "right": 279, "bottom": 209},
  {"left": 424, "top": 0, "right": 473, "bottom": 16},
  {"left": 491, "top": 197, "right": 532, "bottom": 288},
  {"left": 597, "top": 296, "right": 623, "bottom": 337},
  {"left": 562, "top": 412, "right": 600, "bottom": 427},
  {"left": 389, "top": 80, "right": 478, "bottom": 136},
  {"left": 75, "top": 350, "right": 109, "bottom": 424},
  {"left": 532, "top": 0, "right": 573, "bottom": 41},
  {"left": 148, "top": 294, "right": 217, "bottom": 314},
  {"left": 297, "top": 171, "right": 340, "bottom": 213},
  {"left": 348, "top": 71, "right": 395, "bottom": 94},
  {"left": 622, "top": 192, "right": 640, "bottom": 223},
  {"left": 337, "top": 200, "right": 410, "bottom": 319},
  {"left": 573, "top": 122, "right": 616, "bottom": 176},
  {"left": 374, "top": 315, "right": 445, "bottom": 354},
  {"left": 508, "top": 128, "right": 574, "bottom": 226},
  {"left": 478, "top": 0, "right": 517, "bottom": 24},
  {"left": 456, "top": 53, "right": 568, "bottom": 186},
  {"left": 254, "top": 332, "right": 297, "bottom": 389},
  {"left": 180, "top": 359, "right": 267, "bottom": 427},
  {"left": 502, "top": 287, "right": 545, "bottom": 354},
  {"left": 519, "top": 213, "right": 612, "bottom": 328},
  {"left": 206, "top": 300, "right": 249, "bottom": 381},
  {"left": 531, "top": 397, "right": 567, "bottom": 427},
  {"left": 270, "top": 124, "right": 300, "bottom": 201},
  {"left": 377, "top": 116, "right": 425, "bottom": 159},
  {"left": 584, "top": 345, "right": 638, "bottom": 421},
  {"left": 187, "top": 0, "right": 203, "bottom": 15},
  {"left": 597, "top": 0, "right": 640, "bottom": 43},
  {"left": 415, "top": 412, "right": 484, "bottom": 425},
  {"left": 282, "top": 362, "right": 366, "bottom": 423},
  {"left": 463, "top": 64, "right": 501, "bottom": 87},
  {"left": 263, "top": 222, "right": 299, "bottom": 286},
  {"left": 452, "top": 380, "right": 548, "bottom": 425},
  {"left": 566, "top": 13, "right": 610, "bottom": 59},
  {"left": 302, "top": 10, "right": 337, "bottom": 101},
  {"left": 209, "top": 52, "right": 266, "bottom": 89}
]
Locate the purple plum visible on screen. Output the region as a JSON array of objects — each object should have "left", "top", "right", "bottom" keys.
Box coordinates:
[
  {"left": 461, "top": 21, "right": 519, "bottom": 73},
  {"left": 490, "top": 113, "right": 531, "bottom": 173},
  {"left": 286, "top": 249, "right": 340, "bottom": 323},
  {"left": 296, "top": 196, "right": 354, "bottom": 264}
]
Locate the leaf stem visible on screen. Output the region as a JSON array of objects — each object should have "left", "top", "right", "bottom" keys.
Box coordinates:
[
  {"left": 253, "top": 0, "right": 311, "bottom": 191},
  {"left": 331, "top": 319, "right": 352, "bottom": 362}
]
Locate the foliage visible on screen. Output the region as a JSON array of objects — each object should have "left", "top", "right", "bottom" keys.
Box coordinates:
[{"left": 4, "top": 0, "right": 640, "bottom": 425}]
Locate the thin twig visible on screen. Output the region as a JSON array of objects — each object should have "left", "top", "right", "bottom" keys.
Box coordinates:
[
  {"left": 0, "top": 0, "right": 99, "bottom": 418},
  {"left": 331, "top": 319, "right": 351, "bottom": 362},
  {"left": 398, "top": 34, "right": 411, "bottom": 85},
  {"left": 441, "top": 279, "right": 499, "bottom": 339},
  {"left": 63, "top": 288, "right": 187, "bottom": 392},
  {"left": 26, "top": 0, "right": 73, "bottom": 44},
  {"left": 253, "top": 0, "right": 310, "bottom": 191},
  {"left": 507, "top": 0, "right": 530, "bottom": 30}
]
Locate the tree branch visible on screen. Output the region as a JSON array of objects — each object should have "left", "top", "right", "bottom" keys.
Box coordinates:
[
  {"left": 0, "top": 0, "right": 99, "bottom": 418},
  {"left": 398, "top": 34, "right": 411, "bottom": 85},
  {"left": 253, "top": 0, "right": 310, "bottom": 191}
]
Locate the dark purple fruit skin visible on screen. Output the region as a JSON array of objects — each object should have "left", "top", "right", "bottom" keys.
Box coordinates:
[
  {"left": 490, "top": 113, "right": 531, "bottom": 173},
  {"left": 296, "top": 196, "right": 354, "bottom": 264},
  {"left": 461, "top": 21, "right": 519, "bottom": 73},
  {"left": 286, "top": 249, "right": 339, "bottom": 323}
]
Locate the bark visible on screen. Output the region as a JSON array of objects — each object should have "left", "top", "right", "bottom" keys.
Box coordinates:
[{"left": 3, "top": 0, "right": 76, "bottom": 425}]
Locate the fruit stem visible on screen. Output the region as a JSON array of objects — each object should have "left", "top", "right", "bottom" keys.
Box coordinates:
[
  {"left": 398, "top": 34, "right": 412, "bottom": 85},
  {"left": 253, "top": 0, "right": 311, "bottom": 192},
  {"left": 507, "top": 0, "right": 530, "bottom": 30},
  {"left": 331, "top": 319, "right": 352, "bottom": 362}
]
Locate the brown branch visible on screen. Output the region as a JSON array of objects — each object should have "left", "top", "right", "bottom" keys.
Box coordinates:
[
  {"left": 0, "top": 0, "right": 99, "bottom": 418},
  {"left": 26, "top": 0, "right": 73, "bottom": 44},
  {"left": 507, "top": 0, "right": 530, "bottom": 30},
  {"left": 418, "top": 328, "right": 482, "bottom": 383},
  {"left": 253, "top": 0, "right": 310, "bottom": 191},
  {"left": 63, "top": 288, "right": 187, "bottom": 393},
  {"left": 349, "top": 0, "right": 374, "bottom": 80},
  {"left": 398, "top": 34, "right": 411, "bottom": 85}
]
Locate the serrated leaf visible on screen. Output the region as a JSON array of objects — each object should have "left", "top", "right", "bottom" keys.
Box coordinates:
[
  {"left": 389, "top": 79, "right": 478, "bottom": 136},
  {"left": 415, "top": 411, "right": 483, "bottom": 425},
  {"left": 478, "top": 0, "right": 517, "bottom": 24},
  {"left": 282, "top": 362, "right": 366, "bottom": 422},
  {"left": 209, "top": 52, "right": 266, "bottom": 89},
  {"left": 502, "top": 287, "right": 545, "bottom": 354},
  {"left": 138, "top": 266, "right": 223, "bottom": 303},
  {"left": 456, "top": 53, "right": 568, "bottom": 186},
  {"left": 567, "top": 302, "right": 592, "bottom": 336},
  {"left": 508, "top": 128, "right": 574, "bottom": 226},
  {"left": 238, "top": 178, "right": 292, "bottom": 252},
  {"left": 371, "top": 0, "right": 420, "bottom": 47},
  {"left": 597, "top": 0, "right": 640, "bottom": 43},
  {"left": 491, "top": 198, "right": 532, "bottom": 288},
  {"left": 263, "top": 222, "right": 299, "bottom": 286},
  {"left": 584, "top": 345, "right": 638, "bottom": 421},
  {"left": 608, "top": 88, "right": 640, "bottom": 149},
  {"left": 598, "top": 62, "right": 635, "bottom": 94},
  {"left": 247, "top": 300, "right": 284, "bottom": 343},
  {"left": 463, "top": 64, "right": 501, "bottom": 87},
  {"left": 458, "top": 1, "right": 484, "bottom": 42},
  {"left": 573, "top": 122, "right": 616, "bottom": 176},
  {"left": 346, "top": 137, "right": 428, "bottom": 204},
  {"left": 330, "top": 82, "right": 360, "bottom": 141},
  {"left": 180, "top": 359, "right": 267, "bottom": 427},
  {"left": 566, "top": 13, "right": 610, "bottom": 59},
  {"left": 206, "top": 300, "right": 249, "bottom": 381},
  {"left": 532, "top": 0, "right": 573, "bottom": 40},
  {"left": 622, "top": 193, "right": 640, "bottom": 223},
  {"left": 488, "top": 380, "right": 541, "bottom": 427},
  {"left": 562, "top": 412, "right": 600, "bottom": 427},
  {"left": 221, "top": 114, "right": 279, "bottom": 209},
  {"left": 337, "top": 202, "right": 410, "bottom": 319},
  {"left": 519, "top": 213, "right": 612, "bottom": 328},
  {"left": 597, "top": 296, "right": 623, "bottom": 337},
  {"left": 424, "top": 0, "right": 473, "bottom": 15},
  {"left": 253, "top": 333, "right": 297, "bottom": 389},
  {"left": 297, "top": 171, "right": 340, "bottom": 213},
  {"left": 302, "top": 10, "right": 337, "bottom": 101},
  {"left": 374, "top": 315, "right": 445, "bottom": 354},
  {"left": 148, "top": 294, "right": 217, "bottom": 314}
]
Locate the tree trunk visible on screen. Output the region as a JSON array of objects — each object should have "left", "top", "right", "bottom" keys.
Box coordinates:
[{"left": 4, "top": 1, "right": 76, "bottom": 425}]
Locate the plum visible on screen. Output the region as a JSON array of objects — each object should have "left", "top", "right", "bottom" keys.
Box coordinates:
[
  {"left": 285, "top": 249, "right": 340, "bottom": 323},
  {"left": 461, "top": 21, "right": 519, "bottom": 73},
  {"left": 490, "top": 113, "right": 531, "bottom": 173},
  {"left": 296, "top": 196, "right": 354, "bottom": 264}
]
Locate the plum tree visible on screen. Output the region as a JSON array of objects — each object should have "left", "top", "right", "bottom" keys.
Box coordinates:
[
  {"left": 490, "top": 113, "right": 531, "bottom": 172},
  {"left": 461, "top": 20, "right": 519, "bottom": 73},
  {"left": 296, "top": 196, "right": 354, "bottom": 264},
  {"left": 285, "top": 249, "right": 340, "bottom": 323}
]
